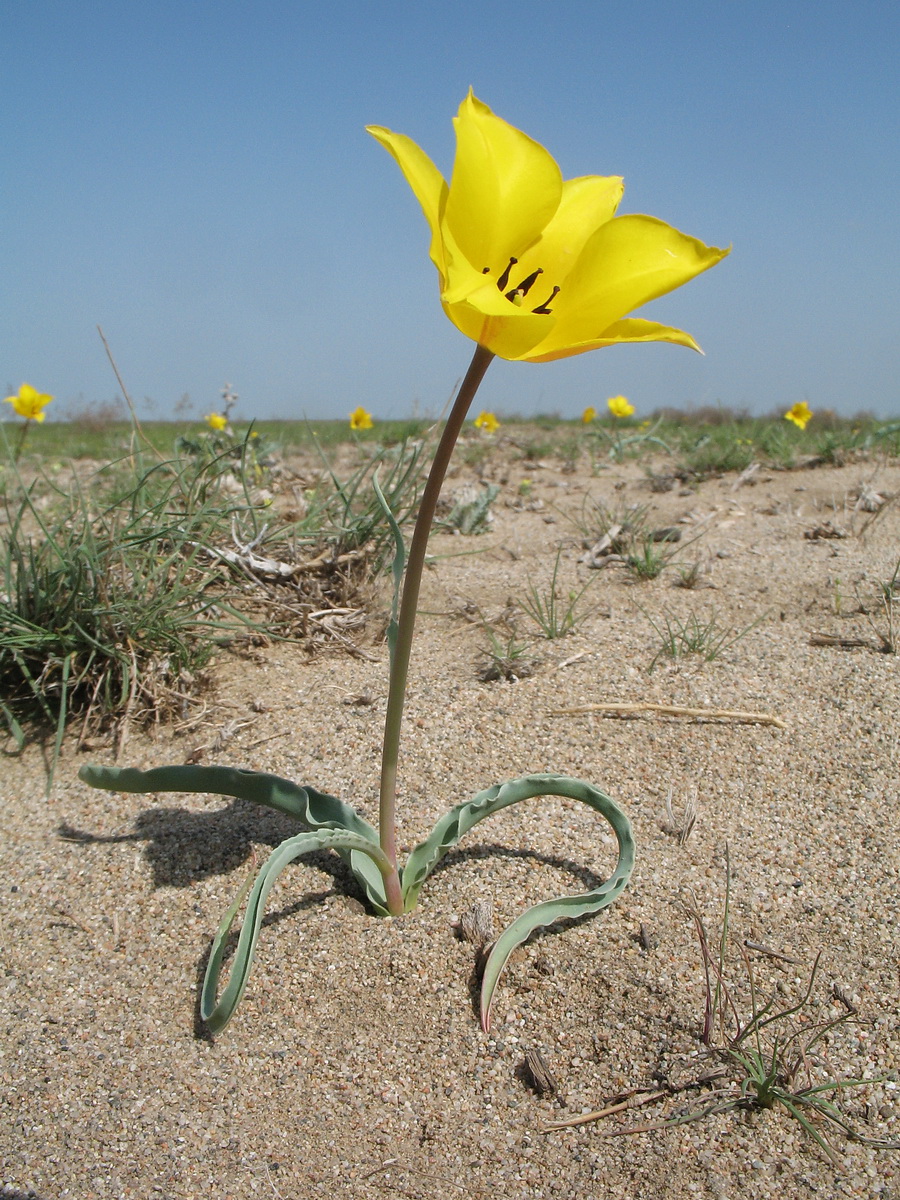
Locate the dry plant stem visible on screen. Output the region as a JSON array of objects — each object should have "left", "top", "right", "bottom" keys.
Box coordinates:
[
  {"left": 552, "top": 701, "right": 786, "bottom": 729},
  {"left": 96, "top": 324, "right": 164, "bottom": 462},
  {"left": 377, "top": 343, "right": 495, "bottom": 911},
  {"left": 544, "top": 1089, "right": 665, "bottom": 1130}
]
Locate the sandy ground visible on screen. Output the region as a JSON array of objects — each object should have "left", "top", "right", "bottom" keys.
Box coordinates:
[{"left": 2, "top": 445, "right": 899, "bottom": 1199}]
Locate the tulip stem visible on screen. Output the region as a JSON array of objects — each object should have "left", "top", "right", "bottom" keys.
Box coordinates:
[
  {"left": 378, "top": 344, "right": 495, "bottom": 910},
  {"left": 12, "top": 421, "right": 30, "bottom": 464}
]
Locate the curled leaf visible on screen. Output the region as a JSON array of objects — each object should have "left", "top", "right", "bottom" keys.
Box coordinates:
[
  {"left": 201, "top": 828, "right": 395, "bottom": 1034},
  {"left": 401, "top": 773, "right": 634, "bottom": 1030},
  {"left": 78, "top": 763, "right": 389, "bottom": 912}
]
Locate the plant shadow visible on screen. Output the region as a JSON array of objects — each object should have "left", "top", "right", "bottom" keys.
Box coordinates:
[
  {"left": 433, "top": 840, "right": 606, "bottom": 893},
  {"left": 58, "top": 798, "right": 361, "bottom": 894},
  {"left": 60, "top": 802, "right": 621, "bottom": 1035}
]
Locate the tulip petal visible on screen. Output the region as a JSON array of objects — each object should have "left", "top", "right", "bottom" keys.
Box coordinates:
[
  {"left": 443, "top": 92, "right": 562, "bottom": 274},
  {"left": 516, "top": 174, "right": 624, "bottom": 279},
  {"left": 521, "top": 318, "right": 703, "bottom": 363},
  {"left": 366, "top": 125, "right": 449, "bottom": 275},
  {"left": 370, "top": 93, "right": 729, "bottom": 365},
  {"left": 442, "top": 289, "right": 555, "bottom": 360},
  {"left": 534, "top": 214, "right": 729, "bottom": 357}
]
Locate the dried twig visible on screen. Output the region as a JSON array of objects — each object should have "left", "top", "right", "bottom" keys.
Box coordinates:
[
  {"left": 809, "top": 633, "right": 881, "bottom": 650},
  {"left": 743, "top": 939, "right": 799, "bottom": 964},
  {"left": 524, "top": 1048, "right": 559, "bottom": 1096},
  {"left": 544, "top": 1088, "right": 665, "bottom": 1130},
  {"left": 551, "top": 701, "right": 786, "bottom": 729},
  {"left": 554, "top": 651, "right": 590, "bottom": 671},
  {"left": 96, "top": 325, "right": 164, "bottom": 461},
  {"left": 456, "top": 898, "right": 495, "bottom": 946},
  {"left": 730, "top": 461, "right": 760, "bottom": 491}
]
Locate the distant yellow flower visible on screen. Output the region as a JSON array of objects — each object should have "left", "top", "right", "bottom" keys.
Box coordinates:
[
  {"left": 205, "top": 412, "right": 228, "bottom": 431},
  {"left": 784, "top": 401, "right": 812, "bottom": 430},
  {"left": 639, "top": 419, "right": 651, "bottom": 429},
  {"left": 607, "top": 395, "right": 635, "bottom": 418},
  {"left": 474, "top": 411, "right": 500, "bottom": 434},
  {"left": 5, "top": 383, "right": 53, "bottom": 422},
  {"left": 350, "top": 406, "right": 374, "bottom": 430},
  {"left": 581, "top": 406, "right": 597, "bottom": 424}
]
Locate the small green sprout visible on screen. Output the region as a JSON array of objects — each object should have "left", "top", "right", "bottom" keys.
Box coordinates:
[{"left": 519, "top": 547, "right": 595, "bottom": 639}]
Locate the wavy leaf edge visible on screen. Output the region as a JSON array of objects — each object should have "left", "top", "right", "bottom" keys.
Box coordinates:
[
  {"left": 201, "top": 827, "right": 394, "bottom": 1034},
  {"left": 77, "top": 762, "right": 389, "bottom": 912},
  {"left": 79, "top": 765, "right": 635, "bottom": 1035},
  {"left": 400, "top": 773, "right": 635, "bottom": 1031}
]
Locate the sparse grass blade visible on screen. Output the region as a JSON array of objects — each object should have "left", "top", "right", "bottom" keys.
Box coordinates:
[
  {"left": 519, "top": 547, "right": 593, "bottom": 638},
  {"left": 652, "top": 855, "right": 900, "bottom": 1161},
  {"left": 313, "top": 434, "right": 427, "bottom": 566},
  {"left": 641, "top": 606, "right": 766, "bottom": 671}
]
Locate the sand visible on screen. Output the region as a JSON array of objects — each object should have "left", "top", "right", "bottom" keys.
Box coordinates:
[{"left": 2, "top": 445, "right": 899, "bottom": 1198}]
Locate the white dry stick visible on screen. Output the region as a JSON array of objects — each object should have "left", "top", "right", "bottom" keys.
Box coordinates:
[{"left": 551, "top": 701, "right": 786, "bottom": 729}]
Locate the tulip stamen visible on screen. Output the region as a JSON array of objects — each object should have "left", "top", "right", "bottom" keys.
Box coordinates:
[
  {"left": 531, "top": 285, "right": 561, "bottom": 315},
  {"left": 504, "top": 268, "right": 543, "bottom": 302},
  {"left": 496, "top": 257, "right": 518, "bottom": 291},
  {"left": 486, "top": 259, "right": 557, "bottom": 314}
]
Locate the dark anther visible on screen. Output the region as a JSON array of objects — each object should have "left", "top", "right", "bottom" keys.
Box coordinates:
[
  {"left": 482, "top": 266, "right": 491, "bottom": 274},
  {"left": 532, "top": 285, "right": 561, "bottom": 315},
  {"left": 505, "top": 267, "right": 543, "bottom": 302},
  {"left": 496, "top": 257, "right": 518, "bottom": 291}
]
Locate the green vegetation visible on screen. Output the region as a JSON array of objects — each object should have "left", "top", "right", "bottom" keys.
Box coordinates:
[
  {"left": 570, "top": 497, "right": 692, "bottom": 582},
  {"left": 0, "top": 422, "right": 428, "bottom": 760},
  {"left": 5, "top": 409, "right": 899, "bottom": 480},
  {"left": 641, "top": 606, "right": 766, "bottom": 670},
  {"left": 3, "top": 403, "right": 897, "bottom": 760},
  {"left": 477, "top": 627, "right": 536, "bottom": 682},
  {"left": 669, "top": 857, "right": 900, "bottom": 1165},
  {"left": 519, "top": 546, "right": 594, "bottom": 638},
  {"left": 1, "top": 439, "right": 266, "bottom": 770},
  {"left": 0, "top": 416, "right": 432, "bottom": 463}
]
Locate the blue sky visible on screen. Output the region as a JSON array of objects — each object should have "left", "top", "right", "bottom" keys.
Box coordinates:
[{"left": 4, "top": 0, "right": 899, "bottom": 423}]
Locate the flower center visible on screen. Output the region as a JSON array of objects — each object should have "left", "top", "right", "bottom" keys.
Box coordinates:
[{"left": 481, "top": 258, "right": 561, "bottom": 315}]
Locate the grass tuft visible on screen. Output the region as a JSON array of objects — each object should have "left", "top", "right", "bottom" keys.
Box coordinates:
[
  {"left": 667, "top": 852, "right": 900, "bottom": 1164},
  {"left": 641, "top": 606, "right": 765, "bottom": 671},
  {"left": 518, "top": 547, "right": 594, "bottom": 639}
]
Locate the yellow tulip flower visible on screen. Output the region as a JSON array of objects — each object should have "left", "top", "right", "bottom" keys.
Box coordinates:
[
  {"left": 474, "top": 410, "right": 500, "bottom": 434},
  {"left": 581, "top": 406, "right": 597, "bottom": 424},
  {"left": 607, "top": 395, "right": 635, "bottom": 418},
  {"left": 784, "top": 401, "right": 813, "bottom": 430},
  {"left": 350, "top": 406, "right": 374, "bottom": 430},
  {"left": 4, "top": 383, "right": 53, "bottom": 422},
  {"left": 205, "top": 412, "right": 228, "bottom": 431},
  {"left": 368, "top": 92, "right": 729, "bottom": 363}
]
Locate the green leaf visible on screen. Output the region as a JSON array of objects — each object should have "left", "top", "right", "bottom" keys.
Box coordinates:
[
  {"left": 78, "top": 762, "right": 389, "bottom": 913},
  {"left": 201, "top": 827, "right": 394, "bottom": 1034},
  {"left": 401, "top": 773, "right": 635, "bottom": 1031},
  {"left": 0, "top": 700, "right": 25, "bottom": 751},
  {"left": 372, "top": 471, "right": 406, "bottom": 669}
]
